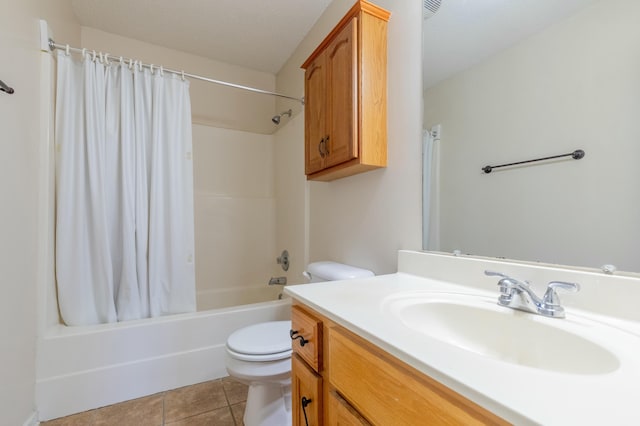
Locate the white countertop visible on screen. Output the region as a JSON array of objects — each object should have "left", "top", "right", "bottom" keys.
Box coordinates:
[{"left": 285, "top": 271, "right": 640, "bottom": 425}]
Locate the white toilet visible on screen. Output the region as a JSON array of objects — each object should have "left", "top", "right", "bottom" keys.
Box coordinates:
[{"left": 225, "top": 261, "right": 374, "bottom": 426}]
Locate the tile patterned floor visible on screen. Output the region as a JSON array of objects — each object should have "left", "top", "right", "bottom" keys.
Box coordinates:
[{"left": 41, "top": 377, "right": 248, "bottom": 426}]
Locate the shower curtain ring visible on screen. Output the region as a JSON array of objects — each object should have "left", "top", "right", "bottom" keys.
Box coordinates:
[
  {"left": 159, "top": 65, "right": 164, "bottom": 76},
  {"left": 181, "top": 70, "right": 185, "bottom": 81},
  {"left": 104, "top": 53, "right": 110, "bottom": 64},
  {"left": 81, "top": 48, "right": 86, "bottom": 58},
  {"left": 65, "top": 44, "right": 70, "bottom": 56},
  {"left": 150, "top": 64, "right": 154, "bottom": 74},
  {"left": 91, "top": 50, "right": 96, "bottom": 62}
]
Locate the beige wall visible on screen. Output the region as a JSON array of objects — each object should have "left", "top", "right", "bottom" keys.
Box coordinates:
[
  {"left": 424, "top": 0, "right": 640, "bottom": 272},
  {"left": 81, "top": 27, "right": 278, "bottom": 135},
  {"left": 0, "top": 1, "right": 80, "bottom": 424},
  {"left": 276, "top": 0, "right": 424, "bottom": 275}
]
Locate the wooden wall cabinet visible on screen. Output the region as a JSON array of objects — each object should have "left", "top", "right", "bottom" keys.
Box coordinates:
[
  {"left": 291, "top": 301, "right": 509, "bottom": 426},
  {"left": 301, "top": 0, "right": 390, "bottom": 182}
]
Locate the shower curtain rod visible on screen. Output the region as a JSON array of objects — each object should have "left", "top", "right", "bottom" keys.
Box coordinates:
[{"left": 48, "top": 40, "right": 305, "bottom": 105}]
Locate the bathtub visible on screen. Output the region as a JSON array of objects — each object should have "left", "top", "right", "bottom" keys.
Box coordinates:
[{"left": 35, "top": 286, "right": 291, "bottom": 421}]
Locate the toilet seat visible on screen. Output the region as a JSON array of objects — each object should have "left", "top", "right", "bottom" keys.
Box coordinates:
[{"left": 226, "top": 320, "right": 292, "bottom": 362}]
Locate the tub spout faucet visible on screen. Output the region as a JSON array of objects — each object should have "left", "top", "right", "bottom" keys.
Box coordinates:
[
  {"left": 269, "top": 276, "right": 287, "bottom": 286},
  {"left": 484, "top": 270, "right": 579, "bottom": 319}
]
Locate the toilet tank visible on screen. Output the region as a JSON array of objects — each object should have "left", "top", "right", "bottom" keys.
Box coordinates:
[{"left": 305, "top": 261, "right": 374, "bottom": 283}]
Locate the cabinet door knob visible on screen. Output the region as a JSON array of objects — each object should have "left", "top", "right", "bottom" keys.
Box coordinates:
[{"left": 290, "top": 329, "right": 309, "bottom": 347}]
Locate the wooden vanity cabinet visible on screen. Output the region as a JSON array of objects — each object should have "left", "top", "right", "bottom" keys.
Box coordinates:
[
  {"left": 301, "top": 0, "right": 390, "bottom": 182},
  {"left": 291, "top": 301, "right": 509, "bottom": 426}
]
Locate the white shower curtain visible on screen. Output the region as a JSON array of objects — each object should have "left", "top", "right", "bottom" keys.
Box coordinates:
[{"left": 55, "top": 51, "right": 196, "bottom": 326}]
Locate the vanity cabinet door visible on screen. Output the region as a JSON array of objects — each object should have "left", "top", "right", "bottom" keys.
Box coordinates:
[
  {"left": 328, "top": 391, "right": 371, "bottom": 425},
  {"left": 328, "top": 325, "right": 508, "bottom": 425},
  {"left": 292, "top": 354, "right": 323, "bottom": 426}
]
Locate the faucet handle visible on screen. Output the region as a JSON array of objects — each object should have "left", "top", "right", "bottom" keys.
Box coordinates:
[
  {"left": 484, "top": 270, "right": 509, "bottom": 278},
  {"left": 541, "top": 281, "right": 580, "bottom": 318},
  {"left": 485, "top": 270, "right": 530, "bottom": 288},
  {"left": 544, "top": 281, "right": 580, "bottom": 300}
]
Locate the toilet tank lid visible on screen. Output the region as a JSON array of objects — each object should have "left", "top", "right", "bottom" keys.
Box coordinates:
[{"left": 306, "top": 261, "right": 374, "bottom": 281}]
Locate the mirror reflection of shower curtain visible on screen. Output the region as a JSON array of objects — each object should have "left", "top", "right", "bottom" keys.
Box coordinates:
[
  {"left": 422, "top": 127, "right": 440, "bottom": 250},
  {"left": 55, "top": 51, "right": 196, "bottom": 326}
]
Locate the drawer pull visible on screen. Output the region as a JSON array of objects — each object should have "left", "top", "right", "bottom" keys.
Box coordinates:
[
  {"left": 290, "top": 329, "right": 309, "bottom": 347},
  {"left": 302, "top": 396, "right": 313, "bottom": 426}
]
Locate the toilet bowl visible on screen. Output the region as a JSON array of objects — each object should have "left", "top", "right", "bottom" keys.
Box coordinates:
[
  {"left": 225, "top": 320, "right": 293, "bottom": 426},
  {"left": 225, "top": 262, "right": 374, "bottom": 426}
]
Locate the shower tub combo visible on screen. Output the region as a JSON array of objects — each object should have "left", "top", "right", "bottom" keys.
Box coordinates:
[{"left": 35, "top": 24, "right": 294, "bottom": 422}]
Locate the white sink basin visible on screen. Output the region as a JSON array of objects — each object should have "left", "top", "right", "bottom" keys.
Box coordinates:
[{"left": 382, "top": 292, "right": 619, "bottom": 375}]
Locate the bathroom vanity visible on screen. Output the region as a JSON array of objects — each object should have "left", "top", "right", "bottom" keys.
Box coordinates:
[
  {"left": 285, "top": 250, "right": 640, "bottom": 425},
  {"left": 290, "top": 302, "right": 506, "bottom": 425}
]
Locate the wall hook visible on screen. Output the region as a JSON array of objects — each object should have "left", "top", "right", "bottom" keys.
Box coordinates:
[{"left": 0, "top": 79, "right": 14, "bottom": 94}]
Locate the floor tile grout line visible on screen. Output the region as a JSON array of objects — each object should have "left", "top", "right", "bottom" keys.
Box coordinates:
[
  {"left": 162, "top": 391, "right": 166, "bottom": 426},
  {"left": 221, "top": 378, "right": 238, "bottom": 426}
]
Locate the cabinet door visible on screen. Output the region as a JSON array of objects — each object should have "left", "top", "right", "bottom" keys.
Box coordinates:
[
  {"left": 304, "top": 53, "right": 327, "bottom": 175},
  {"left": 328, "top": 326, "right": 508, "bottom": 425},
  {"left": 328, "top": 391, "right": 371, "bottom": 425},
  {"left": 325, "top": 17, "right": 358, "bottom": 168},
  {"left": 292, "top": 354, "right": 323, "bottom": 426}
]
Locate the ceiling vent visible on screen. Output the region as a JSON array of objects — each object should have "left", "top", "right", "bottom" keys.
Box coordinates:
[{"left": 423, "top": 0, "right": 442, "bottom": 20}]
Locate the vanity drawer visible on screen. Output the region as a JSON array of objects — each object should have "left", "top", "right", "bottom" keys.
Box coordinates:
[
  {"left": 291, "top": 305, "right": 323, "bottom": 372},
  {"left": 328, "top": 325, "right": 508, "bottom": 425}
]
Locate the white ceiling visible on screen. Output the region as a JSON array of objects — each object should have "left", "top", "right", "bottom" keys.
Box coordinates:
[
  {"left": 71, "top": 0, "right": 599, "bottom": 84},
  {"left": 423, "top": 0, "right": 599, "bottom": 88},
  {"left": 70, "top": 0, "right": 333, "bottom": 74}
]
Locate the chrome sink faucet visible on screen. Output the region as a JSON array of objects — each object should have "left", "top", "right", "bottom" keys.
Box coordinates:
[{"left": 484, "top": 271, "right": 580, "bottom": 318}]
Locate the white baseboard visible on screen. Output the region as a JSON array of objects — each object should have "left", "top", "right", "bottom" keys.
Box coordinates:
[{"left": 23, "top": 411, "right": 39, "bottom": 426}]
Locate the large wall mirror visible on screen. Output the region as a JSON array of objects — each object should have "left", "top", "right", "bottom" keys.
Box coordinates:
[{"left": 422, "top": 0, "right": 640, "bottom": 273}]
